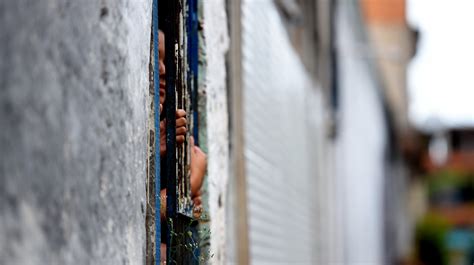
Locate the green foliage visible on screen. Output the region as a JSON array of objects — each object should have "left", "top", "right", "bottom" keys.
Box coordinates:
[
  {"left": 427, "top": 171, "right": 463, "bottom": 193},
  {"left": 166, "top": 217, "right": 213, "bottom": 265},
  {"left": 426, "top": 170, "right": 474, "bottom": 204},
  {"left": 415, "top": 214, "right": 451, "bottom": 265}
]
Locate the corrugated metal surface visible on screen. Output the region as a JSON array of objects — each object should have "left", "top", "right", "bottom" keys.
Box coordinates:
[
  {"left": 241, "top": 1, "right": 323, "bottom": 263},
  {"left": 335, "top": 1, "right": 387, "bottom": 264}
]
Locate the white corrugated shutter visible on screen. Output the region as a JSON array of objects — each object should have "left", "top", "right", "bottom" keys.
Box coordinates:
[{"left": 241, "top": 1, "right": 323, "bottom": 263}]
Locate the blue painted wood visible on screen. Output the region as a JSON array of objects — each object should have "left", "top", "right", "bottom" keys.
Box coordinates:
[
  {"left": 188, "top": 0, "right": 200, "bottom": 145},
  {"left": 187, "top": 2, "right": 201, "bottom": 264},
  {"left": 152, "top": 0, "right": 161, "bottom": 263}
]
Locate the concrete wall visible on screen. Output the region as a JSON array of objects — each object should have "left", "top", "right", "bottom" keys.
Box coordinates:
[
  {"left": 201, "top": 0, "right": 231, "bottom": 263},
  {"left": 0, "top": 1, "right": 152, "bottom": 264}
]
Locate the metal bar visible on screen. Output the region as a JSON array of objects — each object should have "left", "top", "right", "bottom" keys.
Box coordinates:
[
  {"left": 152, "top": 0, "right": 161, "bottom": 264},
  {"left": 170, "top": 0, "right": 192, "bottom": 217},
  {"left": 162, "top": 0, "right": 178, "bottom": 261},
  {"left": 188, "top": 0, "right": 199, "bottom": 145},
  {"left": 162, "top": 0, "right": 198, "bottom": 262}
]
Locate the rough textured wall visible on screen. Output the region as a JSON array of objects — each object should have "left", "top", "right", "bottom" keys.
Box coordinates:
[
  {"left": 0, "top": 1, "right": 152, "bottom": 264},
  {"left": 201, "top": 0, "right": 230, "bottom": 263}
]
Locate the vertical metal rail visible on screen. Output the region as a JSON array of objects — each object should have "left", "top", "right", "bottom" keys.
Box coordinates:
[
  {"left": 188, "top": 0, "right": 199, "bottom": 145},
  {"left": 169, "top": 0, "right": 193, "bottom": 218},
  {"left": 162, "top": 0, "right": 178, "bottom": 262},
  {"left": 161, "top": 0, "right": 198, "bottom": 263},
  {"left": 176, "top": 0, "right": 189, "bottom": 216},
  {"left": 152, "top": 0, "right": 161, "bottom": 263},
  {"left": 187, "top": 0, "right": 200, "bottom": 261}
]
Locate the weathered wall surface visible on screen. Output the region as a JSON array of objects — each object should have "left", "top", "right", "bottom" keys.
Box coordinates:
[
  {"left": 201, "top": 0, "right": 231, "bottom": 263},
  {"left": 0, "top": 1, "right": 152, "bottom": 264}
]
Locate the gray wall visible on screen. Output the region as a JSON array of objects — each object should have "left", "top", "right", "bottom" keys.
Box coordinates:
[{"left": 0, "top": 1, "right": 152, "bottom": 264}]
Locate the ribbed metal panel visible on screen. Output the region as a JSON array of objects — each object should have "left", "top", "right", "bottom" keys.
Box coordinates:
[
  {"left": 334, "top": 1, "right": 387, "bottom": 264},
  {"left": 241, "top": 1, "right": 323, "bottom": 263}
]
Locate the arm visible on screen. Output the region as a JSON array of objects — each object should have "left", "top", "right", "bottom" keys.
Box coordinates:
[
  {"left": 160, "top": 189, "right": 166, "bottom": 220},
  {"left": 190, "top": 136, "right": 207, "bottom": 198}
]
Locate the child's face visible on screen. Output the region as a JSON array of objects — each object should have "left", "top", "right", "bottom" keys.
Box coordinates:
[{"left": 158, "top": 31, "right": 166, "bottom": 105}]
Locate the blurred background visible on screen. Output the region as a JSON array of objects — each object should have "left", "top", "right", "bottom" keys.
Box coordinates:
[{"left": 1, "top": 0, "right": 473, "bottom": 264}]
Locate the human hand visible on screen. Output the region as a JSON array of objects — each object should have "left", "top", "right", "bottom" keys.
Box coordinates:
[
  {"left": 175, "top": 109, "right": 187, "bottom": 145},
  {"left": 159, "top": 109, "right": 187, "bottom": 156},
  {"left": 192, "top": 190, "right": 202, "bottom": 207},
  {"left": 190, "top": 136, "right": 207, "bottom": 197},
  {"left": 192, "top": 189, "right": 203, "bottom": 219}
]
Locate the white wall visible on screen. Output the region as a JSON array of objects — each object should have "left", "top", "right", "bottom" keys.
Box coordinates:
[
  {"left": 201, "top": 0, "right": 231, "bottom": 263},
  {"left": 240, "top": 1, "right": 324, "bottom": 263},
  {"left": 335, "top": 2, "right": 387, "bottom": 264}
]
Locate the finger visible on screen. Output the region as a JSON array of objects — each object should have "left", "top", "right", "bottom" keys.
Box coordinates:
[
  {"left": 160, "top": 243, "right": 167, "bottom": 263},
  {"left": 159, "top": 103, "right": 163, "bottom": 114},
  {"left": 189, "top": 136, "right": 195, "bottom": 148},
  {"left": 176, "top": 109, "right": 186, "bottom": 118},
  {"left": 176, "top": 117, "right": 187, "bottom": 127},
  {"left": 193, "top": 196, "right": 202, "bottom": 207},
  {"left": 176, "top": 126, "right": 187, "bottom": 136},
  {"left": 193, "top": 205, "right": 203, "bottom": 218},
  {"left": 160, "top": 120, "right": 166, "bottom": 134},
  {"left": 176, "top": 135, "right": 185, "bottom": 144}
]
